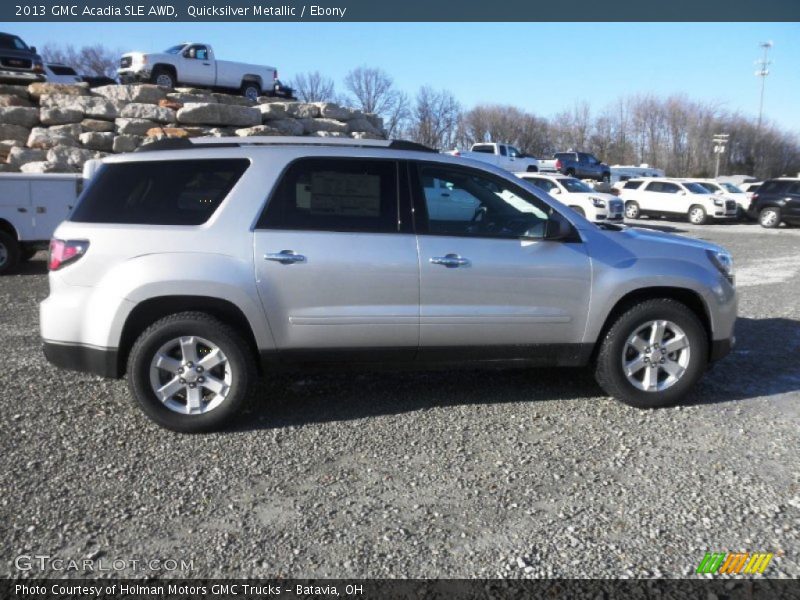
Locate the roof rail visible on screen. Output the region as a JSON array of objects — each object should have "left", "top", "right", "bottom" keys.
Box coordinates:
[{"left": 135, "top": 136, "right": 437, "bottom": 153}]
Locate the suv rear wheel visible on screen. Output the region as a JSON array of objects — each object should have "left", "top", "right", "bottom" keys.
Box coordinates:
[
  {"left": 0, "top": 230, "right": 20, "bottom": 275},
  {"left": 127, "top": 312, "right": 256, "bottom": 432},
  {"left": 759, "top": 207, "right": 781, "bottom": 228},
  {"left": 688, "top": 205, "right": 707, "bottom": 225},
  {"left": 624, "top": 201, "right": 640, "bottom": 219},
  {"left": 595, "top": 299, "right": 708, "bottom": 409}
]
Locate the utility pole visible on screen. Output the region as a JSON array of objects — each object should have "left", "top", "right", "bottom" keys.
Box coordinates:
[
  {"left": 712, "top": 134, "right": 729, "bottom": 179},
  {"left": 755, "top": 41, "right": 772, "bottom": 133}
]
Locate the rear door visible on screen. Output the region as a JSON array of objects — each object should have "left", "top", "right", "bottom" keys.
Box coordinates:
[
  {"left": 411, "top": 162, "right": 591, "bottom": 360},
  {"left": 30, "top": 177, "right": 80, "bottom": 241},
  {"left": 253, "top": 157, "right": 419, "bottom": 362},
  {"left": 784, "top": 182, "right": 800, "bottom": 220}
]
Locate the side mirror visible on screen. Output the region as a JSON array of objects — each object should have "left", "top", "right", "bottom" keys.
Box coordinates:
[
  {"left": 549, "top": 187, "right": 561, "bottom": 195},
  {"left": 679, "top": 190, "right": 687, "bottom": 196},
  {"left": 544, "top": 212, "right": 574, "bottom": 241},
  {"left": 30, "top": 46, "right": 37, "bottom": 53}
]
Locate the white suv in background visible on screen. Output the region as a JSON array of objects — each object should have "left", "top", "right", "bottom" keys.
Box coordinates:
[
  {"left": 616, "top": 178, "right": 738, "bottom": 224},
  {"left": 689, "top": 179, "right": 749, "bottom": 218},
  {"left": 516, "top": 173, "right": 624, "bottom": 222}
]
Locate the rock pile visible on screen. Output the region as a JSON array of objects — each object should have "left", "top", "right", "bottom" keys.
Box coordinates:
[{"left": 0, "top": 82, "right": 386, "bottom": 174}]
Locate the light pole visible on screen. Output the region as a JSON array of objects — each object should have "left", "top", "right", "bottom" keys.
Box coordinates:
[
  {"left": 755, "top": 41, "right": 772, "bottom": 133},
  {"left": 712, "top": 133, "right": 729, "bottom": 179}
]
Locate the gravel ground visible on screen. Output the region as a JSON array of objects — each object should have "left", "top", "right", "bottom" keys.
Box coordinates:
[{"left": 1, "top": 219, "right": 798, "bottom": 580}]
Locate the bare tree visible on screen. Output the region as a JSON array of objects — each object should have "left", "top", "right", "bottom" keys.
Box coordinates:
[
  {"left": 41, "top": 43, "right": 120, "bottom": 78},
  {"left": 343, "top": 66, "right": 409, "bottom": 137},
  {"left": 407, "top": 86, "right": 461, "bottom": 150},
  {"left": 292, "top": 71, "right": 336, "bottom": 103}
]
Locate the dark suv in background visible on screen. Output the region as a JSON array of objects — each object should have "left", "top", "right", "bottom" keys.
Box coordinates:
[
  {"left": 0, "top": 32, "right": 44, "bottom": 84},
  {"left": 553, "top": 151, "right": 611, "bottom": 182},
  {"left": 747, "top": 178, "right": 800, "bottom": 228}
]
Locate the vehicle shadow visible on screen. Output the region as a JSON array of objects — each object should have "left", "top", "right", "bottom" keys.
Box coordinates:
[
  {"left": 236, "top": 316, "right": 799, "bottom": 430},
  {"left": 11, "top": 256, "right": 48, "bottom": 276}
]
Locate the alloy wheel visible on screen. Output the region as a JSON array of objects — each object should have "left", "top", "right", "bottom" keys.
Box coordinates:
[{"left": 621, "top": 320, "right": 691, "bottom": 392}]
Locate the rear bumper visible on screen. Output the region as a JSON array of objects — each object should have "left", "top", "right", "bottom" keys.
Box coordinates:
[{"left": 43, "top": 340, "right": 121, "bottom": 379}]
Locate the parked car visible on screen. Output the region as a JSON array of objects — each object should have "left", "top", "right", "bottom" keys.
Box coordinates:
[
  {"left": 117, "top": 42, "right": 278, "bottom": 101},
  {"left": 539, "top": 151, "right": 611, "bottom": 182},
  {"left": 616, "top": 178, "right": 738, "bottom": 224},
  {"left": 747, "top": 178, "right": 800, "bottom": 228},
  {"left": 81, "top": 75, "right": 118, "bottom": 88},
  {"left": 688, "top": 179, "right": 750, "bottom": 218},
  {"left": 447, "top": 143, "right": 555, "bottom": 173},
  {"left": 609, "top": 164, "right": 665, "bottom": 184},
  {"left": 44, "top": 63, "right": 82, "bottom": 84},
  {"left": 0, "top": 32, "right": 44, "bottom": 85},
  {"left": 0, "top": 172, "right": 84, "bottom": 274},
  {"left": 516, "top": 173, "right": 624, "bottom": 223},
  {"left": 40, "top": 136, "right": 736, "bottom": 432}
]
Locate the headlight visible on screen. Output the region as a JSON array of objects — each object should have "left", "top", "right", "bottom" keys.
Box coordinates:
[
  {"left": 713, "top": 198, "right": 724, "bottom": 206},
  {"left": 707, "top": 249, "right": 734, "bottom": 282},
  {"left": 591, "top": 197, "right": 606, "bottom": 208}
]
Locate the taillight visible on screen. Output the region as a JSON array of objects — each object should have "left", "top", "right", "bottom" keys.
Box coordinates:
[
  {"left": 48, "top": 239, "right": 89, "bottom": 271},
  {"left": 453, "top": 150, "right": 461, "bottom": 156},
  {"left": 751, "top": 193, "right": 759, "bottom": 201},
  {"left": 555, "top": 159, "right": 562, "bottom": 170}
]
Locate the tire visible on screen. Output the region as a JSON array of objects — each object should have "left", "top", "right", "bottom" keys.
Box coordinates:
[
  {"left": 241, "top": 81, "right": 261, "bottom": 102},
  {"left": 624, "top": 201, "right": 640, "bottom": 219},
  {"left": 565, "top": 168, "right": 576, "bottom": 177},
  {"left": 151, "top": 67, "right": 175, "bottom": 89},
  {"left": 525, "top": 165, "right": 538, "bottom": 173},
  {"left": 759, "top": 207, "right": 781, "bottom": 229},
  {"left": 595, "top": 299, "right": 708, "bottom": 409},
  {"left": 688, "top": 205, "right": 707, "bottom": 225},
  {"left": 127, "top": 312, "right": 256, "bottom": 433},
  {"left": 570, "top": 205, "right": 586, "bottom": 217},
  {"left": 0, "top": 230, "right": 20, "bottom": 275}
]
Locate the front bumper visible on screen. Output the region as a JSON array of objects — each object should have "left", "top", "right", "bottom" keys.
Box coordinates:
[
  {"left": 117, "top": 68, "right": 150, "bottom": 83},
  {"left": 43, "top": 340, "right": 121, "bottom": 378},
  {"left": 0, "top": 69, "right": 44, "bottom": 84}
]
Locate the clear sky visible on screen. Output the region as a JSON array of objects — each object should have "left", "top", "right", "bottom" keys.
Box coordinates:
[{"left": 5, "top": 21, "right": 800, "bottom": 133}]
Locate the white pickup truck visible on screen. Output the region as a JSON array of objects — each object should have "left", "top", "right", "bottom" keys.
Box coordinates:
[
  {"left": 118, "top": 43, "right": 278, "bottom": 101},
  {"left": 447, "top": 143, "right": 555, "bottom": 174}
]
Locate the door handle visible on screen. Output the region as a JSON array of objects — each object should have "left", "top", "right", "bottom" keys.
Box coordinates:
[
  {"left": 17, "top": 207, "right": 27, "bottom": 213},
  {"left": 203, "top": 62, "right": 211, "bottom": 65},
  {"left": 265, "top": 250, "right": 306, "bottom": 264},
  {"left": 430, "top": 254, "right": 470, "bottom": 268}
]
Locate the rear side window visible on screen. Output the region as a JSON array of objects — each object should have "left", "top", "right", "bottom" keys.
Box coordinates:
[
  {"left": 49, "top": 65, "right": 78, "bottom": 75},
  {"left": 257, "top": 158, "right": 399, "bottom": 233},
  {"left": 757, "top": 181, "right": 784, "bottom": 194},
  {"left": 472, "top": 145, "right": 493, "bottom": 154},
  {"left": 71, "top": 159, "right": 249, "bottom": 225},
  {"left": 623, "top": 180, "right": 643, "bottom": 189}
]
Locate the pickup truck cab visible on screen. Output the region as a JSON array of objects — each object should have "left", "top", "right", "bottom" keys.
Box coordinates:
[
  {"left": 0, "top": 172, "right": 84, "bottom": 274},
  {"left": 118, "top": 43, "right": 278, "bottom": 101},
  {"left": 616, "top": 178, "right": 738, "bottom": 225},
  {"left": 448, "top": 143, "right": 554, "bottom": 174},
  {"left": 539, "top": 152, "right": 611, "bottom": 182},
  {"left": 516, "top": 173, "right": 624, "bottom": 223},
  {"left": 0, "top": 32, "right": 45, "bottom": 85}
]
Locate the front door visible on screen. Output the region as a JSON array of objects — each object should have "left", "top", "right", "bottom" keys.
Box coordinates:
[
  {"left": 253, "top": 157, "right": 419, "bottom": 361},
  {"left": 411, "top": 162, "right": 592, "bottom": 360},
  {"left": 180, "top": 45, "right": 215, "bottom": 86}
]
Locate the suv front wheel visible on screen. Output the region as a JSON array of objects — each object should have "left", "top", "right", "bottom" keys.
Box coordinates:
[
  {"left": 595, "top": 299, "right": 708, "bottom": 408},
  {"left": 127, "top": 312, "right": 256, "bottom": 432}
]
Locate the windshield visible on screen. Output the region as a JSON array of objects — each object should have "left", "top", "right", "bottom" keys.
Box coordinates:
[
  {"left": 697, "top": 182, "right": 719, "bottom": 193},
  {"left": 721, "top": 183, "right": 743, "bottom": 193},
  {"left": 164, "top": 45, "right": 186, "bottom": 54},
  {"left": 684, "top": 182, "right": 711, "bottom": 194},
  {"left": 0, "top": 34, "right": 30, "bottom": 51},
  {"left": 560, "top": 178, "right": 594, "bottom": 193}
]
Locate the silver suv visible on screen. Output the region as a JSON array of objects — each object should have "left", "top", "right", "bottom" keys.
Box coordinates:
[{"left": 40, "top": 137, "right": 737, "bottom": 432}]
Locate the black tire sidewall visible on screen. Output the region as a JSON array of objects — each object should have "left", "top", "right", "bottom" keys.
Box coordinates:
[
  {"left": 596, "top": 301, "right": 709, "bottom": 408},
  {"left": 0, "top": 230, "right": 20, "bottom": 274},
  {"left": 242, "top": 82, "right": 260, "bottom": 100},
  {"left": 128, "top": 315, "right": 253, "bottom": 432},
  {"left": 152, "top": 69, "right": 175, "bottom": 89}
]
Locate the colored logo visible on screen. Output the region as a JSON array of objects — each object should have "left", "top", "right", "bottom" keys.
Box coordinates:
[{"left": 696, "top": 552, "right": 773, "bottom": 575}]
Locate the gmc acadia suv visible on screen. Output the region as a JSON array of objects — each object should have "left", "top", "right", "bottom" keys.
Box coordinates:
[{"left": 40, "top": 137, "right": 737, "bottom": 432}]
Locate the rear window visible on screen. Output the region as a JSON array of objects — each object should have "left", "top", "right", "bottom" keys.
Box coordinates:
[
  {"left": 48, "top": 64, "right": 78, "bottom": 75},
  {"left": 623, "top": 180, "right": 643, "bottom": 189},
  {"left": 71, "top": 159, "right": 249, "bottom": 225}
]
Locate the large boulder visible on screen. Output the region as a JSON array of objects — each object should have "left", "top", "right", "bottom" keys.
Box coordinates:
[
  {"left": 0, "top": 163, "right": 20, "bottom": 172},
  {"left": 166, "top": 92, "right": 217, "bottom": 105},
  {"left": 0, "top": 123, "right": 32, "bottom": 143},
  {"left": 346, "top": 117, "right": 381, "bottom": 135},
  {"left": 176, "top": 103, "right": 260, "bottom": 127},
  {"left": 115, "top": 118, "right": 159, "bottom": 135},
  {"left": 112, "top": 135, "right": 142, "bottom": 153},
  {"left": 81, "top": 118, "right": 115, "bottom": 132},
  {"left": 0, "top": 106, "right": 39, "bottom": 128},
  {"left": 47, "top": 145, "right": 97, "bottom": 169},
  {"left": 317, "top": 103, "right": 358, "bottom": 121},
  {"left": 0, "top": 85, "right": 29, "bottom": 99},
  {"left": 0, "top": 139, "right": 23, "bottom": 160},
  {"left": 40, "top": 94, "right": 121, "bottom": 120},
  {"left": 309, "top": 131, "right": 349, "bottom": 138},
  {"left": 350, "top": 131, "right": 384, "bottom": 140},
  {"left": 79, "top": 131, "right": 115, "bottom": 151},
  {"left": 7, "top": 146, "right": 46, "bottom": 167},
  {"left": 211, "top": 93, "right": 254, "bottom": 106},
  {"left": 0, "top": 94, "right": 32, "bottom": 107},
  {"left": 40, "top": 107, "right": 83, "bottom": 126},
  {"left": 299, "top": 118, "right": 348, "bottom": 134},
  {"left": 27, "top": 127, "right": 78, "bottom": 149},
  {"left": 120, "top": 103, "right": 175, "bottom": 124},
  {"left": 285, "top": 103, "right": 321, "bottom": 119},
  {"left": 93, "top": 84, "right": 166, "bottom": 104},
  {"left": 28, "top": 82, "right": 88, "bottom": 101},
  {"left": 21, "top": 161, "right": 68, "bottom": 173},
  {"left": 258, "top": 103, "right": 288, "bottom": 120},
  {"left": 265, "top": 119, "right": 303, "bottom": 136}
]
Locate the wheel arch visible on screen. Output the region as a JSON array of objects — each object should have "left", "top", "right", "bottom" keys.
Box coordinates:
[
  {"left": 118, "top": 295, "right": 262, "bottom": 377},
  {"left": 590, "top": 286, "right": 712, "bottom": 363},
  {"left": 241, "top": 75, "right": 263, "bottom": 88},
  {"left": 0, "top": 218, "right": 19, "bottom": 240},
  {"left": 151, "top": 63, "right": 177, "bottom": 79}
]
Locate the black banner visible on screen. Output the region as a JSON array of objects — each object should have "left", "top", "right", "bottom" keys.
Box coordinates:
[
  {"left": 2, "top": 0, "right": 800, "bottom": 22},
  {"left": 4, "top": 579, "right": 800, "bottom": 600}
]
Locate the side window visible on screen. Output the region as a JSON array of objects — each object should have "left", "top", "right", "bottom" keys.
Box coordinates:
[
  {"left": 195, "top": 46, "right": 208, "bottom": 61},
  {"left": 507, "top": 146, "right": 522, "bottom": 158},
  {"left": 578, "top": 153, "right": 589, "bottom": 163},
  {"left": 758, "top": 181, "right": 780, "bottom": 194},
  {"left": 416, "top": 164, "right": 550, "bottom": 239},
  {"left": 472, "top": 145, "right": 492, "bottom": 154},
  {"left": 788, "top": 182, "right": 800, "bottom": 195},
  {"left": 530, "top": 178, "right": 556, "bottom": 193},
  {"left": 498, "top": 145, "right": 508, "bottom": 157},
  {"left": 644, "top": 182, "right": 662, "bottom": 192},
  {"left": 257, "top": 158, "right": 399, "bottom": 233},
  {"left": 661, "top": 183, "right": 680, "bottom": 194},
  {"left": 623, "top": 180, "right": 642, "bottom": 189}
]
